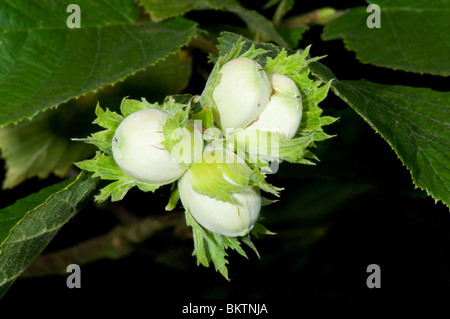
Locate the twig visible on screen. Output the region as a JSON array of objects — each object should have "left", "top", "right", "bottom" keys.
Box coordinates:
[
  {"left": 189, "top": 35, "right": 219, "bottom": 56},
  {"left": 22, "top": 211, "right": 186, "bottom": 277},
  {"left": 282, "top": 8, "right": 344, "bottom": 28}
]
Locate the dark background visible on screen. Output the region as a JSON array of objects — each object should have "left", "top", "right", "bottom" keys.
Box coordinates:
[{"left": 1, "top": 0, "right": 449, "bottom": 308}]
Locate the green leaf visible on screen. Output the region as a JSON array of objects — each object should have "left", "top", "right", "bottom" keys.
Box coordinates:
[
  {"left": 250, "top": 221, "right": 275, "bottom": 238},
  {"left": 226, "top": 6, "right": 288, "bottom": 47},
  {"left": 187, "top": 145, "right": 282, "bottom": 203},
  {"left": 161, "top": 117, "right": 188, "bottom": 155},
  {"left": 322, "top": 0, "right": 450, "bottom": 76},
  {"left": 191, "top": 104, "right": 215, "bottom": 129},
  {"left": 263, "top": 46, "right": 325, "bottom": 75},
  {"left": 76, "top": 152, "right": 124, "bottom": 181},
  {"left": 0, "top": 101, "right": 95, "bottom": 189},
  {"left": 263, "top": 0, "right": 282, "bottom": 9},
  {"left": 249, "top": 169, "right": 283, "bottom": 197},
  {"left": 76, "top": 151, "right": 160, "bottom": 202},
  {"left": 0, "top": 179, "right": 72, "bottom": 245},
  {"left": 0, "top": 171, "right": 99, "bottom": 298},
  {"left": 310, "top": 62, "right": 450, "bottom": 207},
  {"left": 161, "top": 103, "right": 189, "bottom": 157},
  {"left": 184, "top": 209, "right": 261, "bottom": 280},
  {"left": 139, "top": 0, "right": 288, "bottom": 47},
  {"left": 160, "top": 95, "right": 205, "bottom": 168},
  {"left": 120, "top": 98, "right": 161, "bottom": 118},
  {"left": 268, "top": 0, "right": 295, "bottom": 26},
  {"left": 77, "top": 104, "right": 124, "bottom": 154},
  {"left": 140, "top": 0, "right": 238, "bottom": 20},
  {"left": 233, "top": 128, "right": 330, "bottom": 166},
  {"left": 162, "top": 95, "right": 188, "bottom": 117},
  {"left": 276, "top": 108, "right": 429, "bottom": 199},
  {"left": 165, "top": 183, "right": 180, "bottom": 211},
  {"left": 187, "top": 149, "right": 255, "bottom": 203},
  {"left": 0, "top": 0, "right": 197, "bottom": 127},
  {"left": 214, "top": 32, "right": 280, "bottom": 65}
]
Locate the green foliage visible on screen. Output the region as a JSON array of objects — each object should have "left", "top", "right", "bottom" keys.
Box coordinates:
[
  {"left": 140, "top": 0, "right": 239, "bottom": 21},
  {"left": 139, "top": 0, "right": 288, "bottom": 47},
  {"left": 185, "top": 209, "right": 269, "bottom": 280},
  {"left": 0, "top": 0, "right": 197, "bottom": 127},
  {"left": 264, "top": 0, "right": 305, "bottom": 48},
  {"left": 264, "top": 0, "right": 295, "bottom": 22},
  {"left": 322, "top": 0, "right": 450, "bottom": 76},
  {"left": 0, "top": 104, "right": 95, "bottom": 189},
  {"left": 310, "top": 62, "right": 450, "bottom": 207},
  {"left": 0, "top": 171, "right": 99, "bottom": 298},
  {"left": 160, "top": 96, "right": 191, "bottom": 159},
  {"left": 188, "top": 149, "right": 282, "bottom": 203}
]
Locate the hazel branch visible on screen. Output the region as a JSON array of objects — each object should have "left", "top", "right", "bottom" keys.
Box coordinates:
[{"left": 22, "top": 212, "right": 187, "bottom": 277}]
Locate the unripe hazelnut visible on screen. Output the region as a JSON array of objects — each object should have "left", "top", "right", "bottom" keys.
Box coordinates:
[
  {"left": 212, "top": 57, "right": 271, "bottom": 130},
  {"left": 112, "top": 109, "right": 186, "bottom": 185},
  {"left": 178, "top": 169, "right": 261, "bottom": 237},
  {"left": 247, "top": 73, "right": 302, "bottom": 139}
]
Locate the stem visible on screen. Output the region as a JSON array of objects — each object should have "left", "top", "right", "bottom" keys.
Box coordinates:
[
  {"left": 22, "top": 212, "right": 187, "bottom": 277},
  {"left": 272, "top": 0, "right": 288, "bottom": 26},
  {"left": 282, "top": 7, "right": 344, "bottom": 28},
  {"left": 189, "top": 35, "right": 219, "bottom": 56}
]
